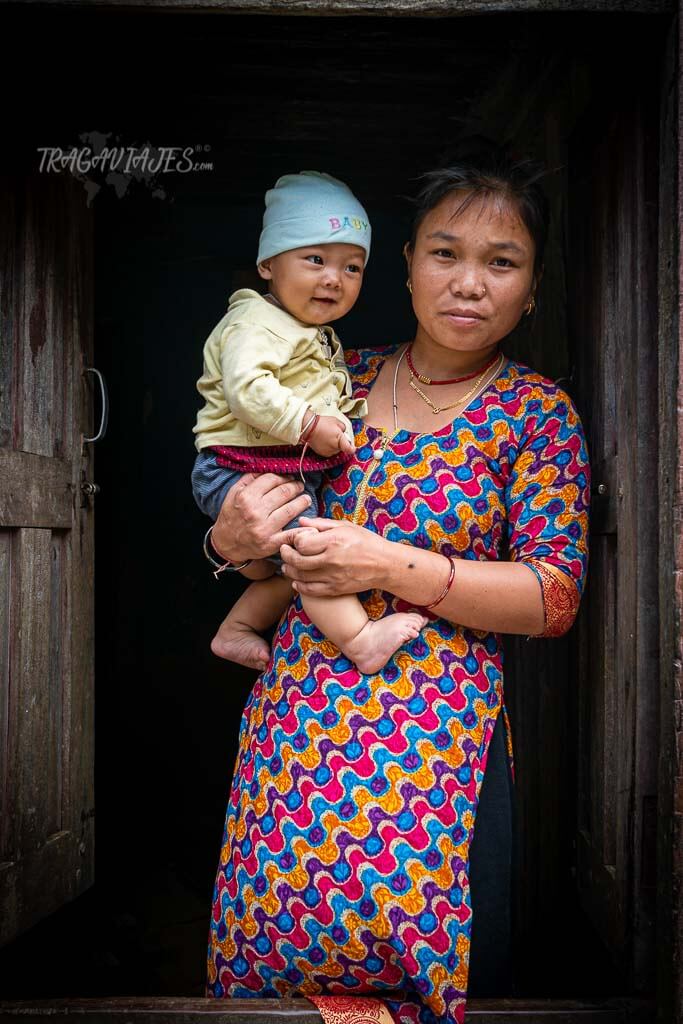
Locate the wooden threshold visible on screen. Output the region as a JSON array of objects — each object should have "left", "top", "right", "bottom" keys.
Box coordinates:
[
  {"left": 0, "top": 996, "right": 655, "bottom": 1023},
  {"left": 1, "top": 0, "right": 675, "bottom": 13}
]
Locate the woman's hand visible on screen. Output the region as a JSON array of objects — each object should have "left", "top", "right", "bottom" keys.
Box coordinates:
[
  {"left": 211, "top": 473, "right": 314, "bottom": 562},
  {"left": 279, "top": 518, "right": 392, "bottom": 597}
]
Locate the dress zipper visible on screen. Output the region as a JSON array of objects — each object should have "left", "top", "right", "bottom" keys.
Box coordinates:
[{"left": 351, "top": 429, "right": 394, "bottom": 526}]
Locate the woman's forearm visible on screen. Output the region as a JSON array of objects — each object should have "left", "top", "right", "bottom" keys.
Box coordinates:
[
  {"left": 280, "top": 519, "right": 545, "bottom": 636},
  {"left": 379, "top": 540, "right": 545, "bottom": 636},
  {"left": 242, "top": 559, "right": 277, "bottom": 580},
  {"left": 209, "top": 526, "right": 274, "bottom": 580}
]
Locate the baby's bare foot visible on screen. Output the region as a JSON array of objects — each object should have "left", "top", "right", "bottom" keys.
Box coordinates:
[
  {"left": 344, "top": 612, "right": 428, "bottom": 675},
  {"left": 211, "top": 620, "right": 271, "bottom": 671}
]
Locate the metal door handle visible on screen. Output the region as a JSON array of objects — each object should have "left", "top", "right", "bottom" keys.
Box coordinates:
[{"left": 83, "top": 367, "right": 109, "bottom": 443}]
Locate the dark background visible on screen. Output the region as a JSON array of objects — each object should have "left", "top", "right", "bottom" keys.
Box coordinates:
[{"left": 0, "top": 3, "right": 666, "bottom": 1001}]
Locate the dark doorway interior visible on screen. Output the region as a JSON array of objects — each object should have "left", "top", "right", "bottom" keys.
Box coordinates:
[{"left": 0, "top": 4, "right": 668, "bottom": 1004}]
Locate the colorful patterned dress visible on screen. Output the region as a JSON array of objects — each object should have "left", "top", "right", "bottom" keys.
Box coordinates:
[{"left": 206, "top": 345, "right": 591, "bottom": 1024}]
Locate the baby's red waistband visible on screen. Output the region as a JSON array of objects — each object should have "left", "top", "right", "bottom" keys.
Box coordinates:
[{"left": 210, "top": 444, "right": 351, "bottom": 474}]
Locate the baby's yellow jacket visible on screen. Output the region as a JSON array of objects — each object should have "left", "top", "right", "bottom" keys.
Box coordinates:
[{"left": 193, "top": 289, "right": 368, "bottom": 452}]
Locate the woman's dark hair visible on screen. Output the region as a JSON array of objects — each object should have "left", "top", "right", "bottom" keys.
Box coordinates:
[{"left": 408, "top": 143, "right": 550, "bottom": 278}]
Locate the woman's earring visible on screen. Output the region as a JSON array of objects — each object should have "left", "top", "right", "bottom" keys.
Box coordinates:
[
  {"left": 406, "top": 279, "right": 413, "bottom": 294},
  {"left": 525, "top": 296, "right": 536, "bottom": 316}
]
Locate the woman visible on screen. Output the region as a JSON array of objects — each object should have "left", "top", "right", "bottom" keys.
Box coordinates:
[{"left": 203, "top": 154, "right": 591, "bottom": 1024}]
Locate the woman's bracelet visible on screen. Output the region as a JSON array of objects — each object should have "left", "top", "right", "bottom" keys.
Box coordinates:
[
  {"left": 299, "top": 411, "right": 320, "bottom": 444},
  {"left": 203, "top": 526, "right": 252, "bottom": 579},
  {"left": 424, "top": 555, "right": 456, "bottom": 609}
]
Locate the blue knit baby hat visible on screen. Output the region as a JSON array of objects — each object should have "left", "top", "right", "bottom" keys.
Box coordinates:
[{"left": 256, "top": 171, "right": 371, "bottom": 265}]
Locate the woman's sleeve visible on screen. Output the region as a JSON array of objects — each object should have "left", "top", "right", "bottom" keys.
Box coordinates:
[{"left": 504, "top": 388, "right": 591, "bottom": 638}]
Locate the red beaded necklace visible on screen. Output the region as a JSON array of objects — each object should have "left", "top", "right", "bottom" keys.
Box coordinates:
[{"left": 406, "top": 344, "right": 499, "bottom": 385}]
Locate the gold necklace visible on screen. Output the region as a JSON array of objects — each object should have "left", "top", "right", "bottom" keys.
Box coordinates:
[{"left": 408, "top": 353, "right": 503, "bottom": 415}]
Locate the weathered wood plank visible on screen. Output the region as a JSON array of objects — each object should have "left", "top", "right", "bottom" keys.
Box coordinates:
[
  {"left": 566, "top": 72, "right": 661, "bottom": 988},
  {"left": 629, "top": 91, "right": 659, "bottom": 990},
  {"left": 599, "top": 135, "right": 618, "bottom": 884},
  {"left": 5, "top": 529, "right": 53, "bottom": 860},
  {"left": 19, "top": 182, "right": 56, "bottom": 458},
  {"left": 656, "top": 14, "right": 679, "bottom": 1024},
  {"left": 0, "top": 179, "right": 17, "bottom": 451},
  {"left": 64, "top": 175, "right": 95, "bottom": 884},
  {"left": 46, "top": 532, "right": 66, "bottom": 836},
  {"left": 0, "top": 450, "right": 73, "bottom": 529},
  {"left": 3, "top": 0, "right": 673, "bottom": 12},
  {"left": 5, "top": 171, "right": 74, "bottom": 461},
  {"left": 0, "top": 532, "right": 10, "bottom": 862},
  {"left": 582, "top": 130, "right": 619, "bottom": 917},
  {"left": 613, "top": 108, "right": 638, "bottom": 963},
  {"left": 0, "top": 996, "right": 655, "bottom": 1023},
  {"left": 0, "top": 831, "right": 82, "bottom": 947}
]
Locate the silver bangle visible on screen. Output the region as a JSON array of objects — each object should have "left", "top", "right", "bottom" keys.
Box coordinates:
[{"left": 203, "top": 526, "right": 252, "bottom": 577}]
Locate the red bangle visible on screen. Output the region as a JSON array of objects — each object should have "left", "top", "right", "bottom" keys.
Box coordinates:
[{"left": 424, "top": 555, "right": 456, "bottom": 610}]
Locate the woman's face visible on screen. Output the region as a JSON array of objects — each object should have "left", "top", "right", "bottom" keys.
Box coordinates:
[{"left": 406, "top": 191, "right": 537, "bottom": 355}]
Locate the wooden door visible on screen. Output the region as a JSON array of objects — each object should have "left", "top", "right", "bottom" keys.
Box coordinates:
[
  {"left": 567, "top": 89, "right": 659, "bottom": 991},
  {"left": 0, "top": 168, "right": 95, "bottom": 944}
]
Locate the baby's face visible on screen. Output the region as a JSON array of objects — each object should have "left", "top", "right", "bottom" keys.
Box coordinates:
[{"left": 258, "top": 242, "right": 366, "bottom": 325}]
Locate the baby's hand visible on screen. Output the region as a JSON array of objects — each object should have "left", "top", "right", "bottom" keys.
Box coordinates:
[{"left": 308, "top": 415, "right": 354, "bottom": 457}]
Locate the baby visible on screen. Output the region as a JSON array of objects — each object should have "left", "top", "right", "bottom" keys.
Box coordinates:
[{"left": 192, "top": 171, "right": 426, "bottom": 674}]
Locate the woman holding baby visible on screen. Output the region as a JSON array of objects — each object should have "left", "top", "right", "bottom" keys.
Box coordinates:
[{"left": 200, "top": 152, "right": 591, "bottom": 1024}]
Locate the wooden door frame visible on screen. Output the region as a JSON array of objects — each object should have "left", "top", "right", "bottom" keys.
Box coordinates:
[{"left": 657, "top": 9, "right": 683, "bottom": 1024}]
